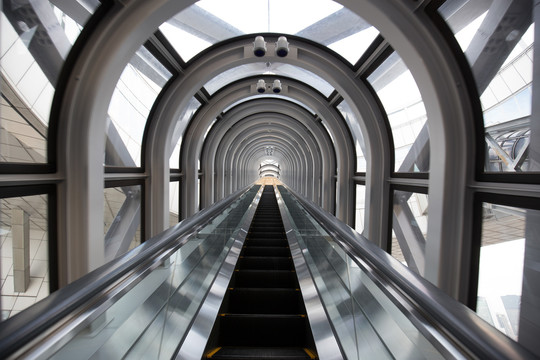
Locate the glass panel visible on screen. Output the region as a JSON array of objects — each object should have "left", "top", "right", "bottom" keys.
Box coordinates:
[
  {"left": 482, "top": 26, "right": 533, "bottom": 172},
  {"left": 439, "top": 1, "right": 534, "bottom": 173},
  {"left": 477, "top": 203, "right": 526, "bottom": 341},
  {"left": 50, "top": 186, "right": 260, "bottom": 359},
  {"left": 163, "top": 1, "right": 377, "bottom": 65},
  {"left": 1, "top": 2, "right": 98, "bottom": 163},
  {"left": 355, "top": 184, "right": 365, "bottom": 233},
  {"left": 1, "top": 194, "right": 49, "bottom": 320},
  {"left": 327, "top": 25, "right": 379, "bottom": 65},
  {"left": 106, "top": 46, "right": 172, "bottom": 167},
  {"left": 337, "top": 100, "right": 366, "bottom": 172},
  {"left": 278, "top": 186, "right": 447, "bottom": 359},
  {"left": 203, "top": 63, "right": 334, "bottom": 97},
  {"left": 169, "top": 97, "right": 201, "bottom": 169},
  {"left": 169, "top": 181, "right": 179, "bottom": 227},
  {"left": 104, "top": 186, "right": 142, "bottom": 262},
  {"left": 392, "top": 190, "right": 428, "bottom": 275},
  {"left": 0, "top": 97, "right": 47, "bottom": 163},
  {"left": 367, "top": 53, "right": 428, "bottom": 172}
]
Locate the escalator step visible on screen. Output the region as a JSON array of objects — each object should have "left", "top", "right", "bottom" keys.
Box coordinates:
[
  {"left": 248, "top": 232, "right": 285, "bottom": 240},
  {"left": 237, "top": 257, "right": 293, "bottom": 270},
  {"left": 227, "top": 288, "right": 302, "bottom": 314},
  {"left": 218, "top": 314, "right": 309, "bottom": 347},
  {"left": 242, "top": 246, "right": 290, "bottom": 257},
  {"left": 243, "top": 239, "right": 288, "bottom": 247},
  {"left": 233, "top": 270, "right": 297, "bottom": 288},
  {"left": 207, "top": 346, "right": 315, "bottom": 359}
]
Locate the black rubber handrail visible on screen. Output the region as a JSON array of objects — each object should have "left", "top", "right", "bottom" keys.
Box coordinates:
[
  {"left": 0, "top": 186, "right": 254, "bottom": 358},
  {"left": 281, "top": 185, "right": 536, "bottom": 360}
]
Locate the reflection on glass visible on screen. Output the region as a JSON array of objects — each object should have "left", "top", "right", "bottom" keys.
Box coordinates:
[
  {"left": 337, "top": 100, "right": 366, "bottom": 172},
  {"left": 477, "top": 203, "right": 526, "bottom": 341},
  {"left": 481, "top": 26, "right": 533, "bottom": 172},
  {"left": 104, "top": 186, "right": 142, "bottom": 262},
  {"left": 1, "top": 195, "right": 49, "bottom": 320},
  {"left": 106, "top": 46, "right": 172, "bottom": 167},
  {"left": 203, "top": 63, "right": 334, "bottom": 97},
  {"left": 392, "top": 190, "right": 428, "bottom": 275},
  {"left": 170, "top": 181, "right": 180, "bottom": 227},
  {"left": 440, "top": 2, "right": 534, "bottom": 173},
  {"left": 367, "top": 53, "right": 428, "bottom": 172},
  {"left": 50, "top": 187, "right": 259, "bottom": 359},
  {"left": 355, "top": 184, "right": 365, "bottom": 233},
  {"left": 0, "top": 2, "right": 96, "bottom": 163},
  {"left": 278, "top": 186, "right": 445, "bottom": 359}
]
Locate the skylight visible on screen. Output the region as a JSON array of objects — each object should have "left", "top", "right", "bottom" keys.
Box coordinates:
[
  {"left": 160, "top": 0, "right": 376, "bottom": 65},
  {"left": 196, "top": 0, "right": 342, "bottom": 34}
]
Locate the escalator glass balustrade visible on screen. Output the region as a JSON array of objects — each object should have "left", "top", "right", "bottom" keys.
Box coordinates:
[{"left": 203, "top": 185, "right": 317, "bottom": 359}]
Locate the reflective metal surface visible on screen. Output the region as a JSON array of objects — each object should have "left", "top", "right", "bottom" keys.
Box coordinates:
[
  {"left": 277, "top": 185, "right": 462, "bottom": 359},
  {"left": 175, "top": 186, "right": 263, "bottom": 359},
  {"left": 0, "top": 186, "right": 260, "bottom": 359},
  {"left": 279, "top": 184, "right": 536, "bottom": 360},
  {"left": 275, "top": 186, "right": 344, "bottom": 360}
]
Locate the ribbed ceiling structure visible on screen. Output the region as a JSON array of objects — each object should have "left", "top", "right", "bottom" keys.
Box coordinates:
[{"left": 2, "top": 0, "right": 539, "bottom": 353}]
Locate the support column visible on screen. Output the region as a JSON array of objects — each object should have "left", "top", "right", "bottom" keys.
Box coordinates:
[{"left": 12, "top": 209, "right": 30, "bottom": 293}]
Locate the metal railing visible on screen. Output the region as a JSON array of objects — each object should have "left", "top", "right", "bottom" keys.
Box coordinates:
[
  {"left": 0, "top": 185, "right": 259, "bottom": 359},
  {"left": 277, "top": 184, "right": 536, "bottom": 360}
]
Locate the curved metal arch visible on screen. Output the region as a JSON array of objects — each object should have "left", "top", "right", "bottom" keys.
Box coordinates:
[
  {"left": 227, "top": 124, "right": 316, "bottom": 197},
  {"left": 186, "top": 77, "right": 345, "bottom": 220},
  {"left": 156, "top": 36, "right": 383, "bottom": 229},
  {"left": 227, "top": 139, "right": 295, "bottom": 193},
  {"left": 259, "top": 164, "right": 280, "bottom": 173},
  {"left": 220, "top": 128, "right": 312, "bottom": 196},
  {"left": 199, "top": 89, "right": 336, "bottom": 211},
  {"left": 53, "top": 0, "right": 478, "bottom": 295},
  {"left": 260, "top": 171, "right": 280, "bottom": 178},
  {"left": 235, "top": 139, "right": 300, "bottom": 191},
  {"left": 210, "top": 116, "right": 321, "bottom": 207},
  {"left": 201, "top": 100, "right": 328, "bottom": 205}
]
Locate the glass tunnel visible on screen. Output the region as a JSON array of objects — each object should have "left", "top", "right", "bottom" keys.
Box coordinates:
[{"left": 0, "top": 0, "right": 539, "bottom": 359}]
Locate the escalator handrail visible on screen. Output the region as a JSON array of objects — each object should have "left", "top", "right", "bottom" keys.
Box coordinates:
[
  {"left": 0, "top": 186, "right": 254, "bottom": 358},
  {"left": 281, "top": 185, "right": 536, "bottom": 360}
]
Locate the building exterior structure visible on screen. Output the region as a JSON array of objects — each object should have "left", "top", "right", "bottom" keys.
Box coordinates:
[{"left": 0, "top": 0, "right": 539, "bottom": 356}]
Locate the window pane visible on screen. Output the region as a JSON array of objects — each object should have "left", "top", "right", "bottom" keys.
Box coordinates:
[
  {"left": 477, "top": 203, "right": 527, "bottom": 341},
  {"left": 106, "top": 46, "right": 172, "bottom": 167},
  {"left": 104, "top": 186, "right": 142, "bottom": 262},
  {"left": 1, "top": 194, "right": 49, "bottom": 320},
  {"left": 162, "top": 1, "right": 376, "bottom": 64},
  {"left": 367, "top": 53, "right": 428, "bottom": 172},
  {"left": 1, "top": 97, "right": 47, "bottom": 163},
  {"left": 355, "top": 184, "right": 365, "bottom": 233},
  {"left": 337, "top": 100, "right": 366, "bottom": 172},
  {"left": 1, "top": 2, "right": 98, "bottom": 163},
  {"left": 391, "top": 190, "right": 428, "bottom": 275},
  {"left": 482, "top": 26, "right": 533, "bottom": 172},
  {"left": 169, "top": 181, "right": 179, "bottom": 227},
  {"left": 439, "top": 1, "right": 534, "bottom": 173}
]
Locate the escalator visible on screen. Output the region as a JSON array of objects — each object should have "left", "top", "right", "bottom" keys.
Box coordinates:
[
  {"left": 204, "top": 185, "right": 317, "bottom": 359},
  {"left": 0, "top": 184, "right": 535, "bottom": 359}
]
